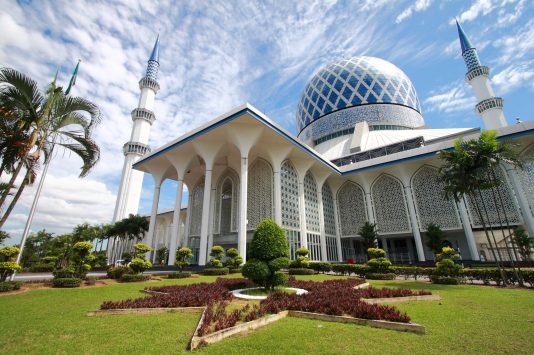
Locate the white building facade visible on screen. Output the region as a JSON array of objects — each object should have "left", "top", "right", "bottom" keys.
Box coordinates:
[{"left": 109, "top": 25, "right": 534, "bottom": 266}]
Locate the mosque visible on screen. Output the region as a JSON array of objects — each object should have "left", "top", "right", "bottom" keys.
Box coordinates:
[{"left": 107, "top": 22, "right": 534, "bottom": 266}]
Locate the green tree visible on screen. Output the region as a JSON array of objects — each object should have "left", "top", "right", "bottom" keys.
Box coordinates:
[
  {"left": 242, "top": 219, "right": 290, "bottom": 291},
  {"left": 0, "top": 67, "right": 101, "bottom": 227},
  {"left": 0, "top": 230, "right": 9, "bottom": 245},
  {"left": 0, "top": 246, "right": 21, "bottom": 281},
  {"left": 439, "top": 131, "right": 524, "bottom": 286},
  {"left": 359, "top": 222, "right": 378, "bottom": 258},
  {"left": 71, "top": 241, "right": 94, "bottom": 277},
  {"left": 513, "top": 228, "right": 532, "bottom": 261},
  {"left": 426, "top": 223, "right": 445, "bottom": 258},
  {"left": 129, "top": 243, "right": 152, "bottom": 274},
  {"left": 156, "top": 247, "right": 168, "bottom": 265},
  {"left": 175, "top": 247, "right": 193, "bottom": 271}
]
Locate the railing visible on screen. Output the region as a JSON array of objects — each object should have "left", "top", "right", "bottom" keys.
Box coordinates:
[
  {"left": 139, "top": 77, "right": 160, "bottom": 93},
  {"left": 465, "top": 66, "right": 489, "bottom": 81},
  {"left": 123, "top": 141, "right": 151, "bottom": 156},
  {"left": 475, "top": 97, "right": 503, "bottom": 115},
  {"left": 131, "top": 108, "right": 156, "bottom": 125}
]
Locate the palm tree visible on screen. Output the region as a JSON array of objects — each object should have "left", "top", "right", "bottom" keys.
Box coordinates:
[
  {"left": 439, "top": 131, "right": 524, "bottom": 286},
  {"left": 0, "top": 67, "right": 101, "bottom": 227},
  {"left": 108, "top": 214, "right": 150, "bottom": 261}
]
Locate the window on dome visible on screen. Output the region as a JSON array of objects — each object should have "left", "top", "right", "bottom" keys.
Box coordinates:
[
  {"left": 321, "top": 86, "right": 330, "bottom": 98},
  {"left": 382, "top": 93, "right": 392, "bottom": 102},
  {"left": 347, "top": 75, "right": 358, "bottom": 89},
  {"left": 377, "top": 75, "right": 387, "bottom": 86},
  {"left": 328, "top": 91, "right": 338, "bottom": 104},
  {"left": 317, "top": 97, "right": 325, "bottom": 110},
  {"left": 357, "top": 84, "right": 368, "bottom": 98},
  {"left": 342, "top": 87, "right": 353, "bottom": 100},
  {"left": 367, "top": 92, "right": 378, "bottom": 103},
  {"left": 333, "top": 79, "right": 344, "bottom": 92},
  {"left": 327, "top": 73, "right": 336, "bottom": 85},
  {"left": 371, "top": 82, "right": 382, "bottom": 96},
  {"left": 340, "top": 69, "right": 350, "bottom": 80},
  {"left": 351, "top": 95, "right": 362, "bottom": 106},
  {"left": 363, "top": 74, "right": 373, "bottom": 86}
]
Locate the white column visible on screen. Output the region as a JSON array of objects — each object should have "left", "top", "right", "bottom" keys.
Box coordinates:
[
  {"left": 273, "top": 169, "right": 282, "bottom": 225},
  {"left": 238, "top": 156, "right": 249, "bottom": 263},
  {"left": 168, "top": 179, "right": 183, "bottom": 265},
  {"left": 145, "top": 182, "right": 161, "bottom": 262},
  {"left": 317, "top": 189, "right": 328, "bottom": 261},
  {"left": 506, "top": 166, "right": 534, "bottom": 238},
  {"left": 199, "top": 169, "right": 213, "bottom": 266},
  {"left": 403, "top": 185, "right": 426, "bottom": 262},
  {"left": 183, "top": 192, "right": 192, "bottom": 249},
  {"left": 207, "top": 186, "right": 216, "bottom": 257},
  {"left": 332, "top": 197, "right": 343, "bottom": 262},
  {"left": 457, "top": 198, "right": 479, "bottom": 260},
  {"left": 298, "top": 179, "right": 308, "bottom": 249}
]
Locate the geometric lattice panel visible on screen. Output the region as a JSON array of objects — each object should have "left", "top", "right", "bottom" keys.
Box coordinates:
[
  {"left": 214, "top": 169, "right": 239, "bottom": 235},
  {"left": 247, "top": 159, "right": 273, "bottom": 230},
  {"left": 466, "top": 166, "right": 522, "bottom": 227},
  {"left": 412, "top": 166, "right": 461, "bottom": 231},
  {"left": 337, "top": 182, "right": 367, "bottom": 236},
  {"left": 518, "top": 156, "right": 534, "bottom": 218},
  {"left": 322, "top": 183, "right": 337, "bottom": 237},
  {"left": 281, "top": 160, "right": 300, "bottom": 229},
  {"left": 372, "top": 175, "right": 411, "bottom": 234},
  {"left": 188, "top": 179, "right": 204, "bottom": 237},
  {"left": 304, "top": 172, "right": 320, "bottom": 233}
]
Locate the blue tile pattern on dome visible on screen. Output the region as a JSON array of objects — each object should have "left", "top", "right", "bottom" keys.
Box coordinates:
[{"left": 296, "top": 56, "right": 421, "bottom": 133}]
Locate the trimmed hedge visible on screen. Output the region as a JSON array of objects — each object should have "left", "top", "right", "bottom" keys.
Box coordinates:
[
  {"left": 331, "top": 264, "right": 367, "bottom": 277},
  {"left": 120, "top": 274, "right": 150, "bottom": 282},
  {"left": 203, "top": 267, "right": 229, "bottom": 276},
  {"left": 366, "top": 272, "right": 396, "bottom": 280},
  {"left": 29, "top": 263, "right": 55, "bottom": 272},
  {"left": 107, "top": 266, "right": 129, "bottom": 279},
  {"left": 430, "top": 276, "right": 463, "bottom": 285},
  {"left": 52, "top": 278, "right": 81, "bottom": 288},
  {"left": 228, "top": 268, "right": 242, "bottom": 274},
  {"left": 167, "top": 272, "right": 192, "bottom": 279},
  {"left": 0, "top": 281, "right": 22, "bottom": 292},
  {"left": 288, "top": 268, "right": 315, "bottom": 275},
  {"left": 308, "top": 262, "right": 332, "bottom": 273}
]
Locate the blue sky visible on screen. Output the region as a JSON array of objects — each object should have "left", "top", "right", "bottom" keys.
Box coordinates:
[{"left": 1, "top": 0, "right": 533, "bottom": 244}]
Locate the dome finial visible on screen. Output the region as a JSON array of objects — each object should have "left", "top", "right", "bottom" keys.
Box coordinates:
[
  {"left": 144, "top": 34, "right": 160, "bottom": 81},
  {"left": 149, "top": 33, "right": 160, "bottom": 63},
  {"left": 455, "top": 18, "right": 474, "bottom": 54}
]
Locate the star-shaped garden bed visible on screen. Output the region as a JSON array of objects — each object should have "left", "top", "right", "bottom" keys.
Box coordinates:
[{"left": 89, "top": 277, "right": 440, "bottom": 350}]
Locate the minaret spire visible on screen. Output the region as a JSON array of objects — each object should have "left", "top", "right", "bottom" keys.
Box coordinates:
[
  {"left": 110, "top": 35, "right": 161, "bottom": 263},
  {"left": 456, "top": 20, "right": 506, "bottom": 130}
]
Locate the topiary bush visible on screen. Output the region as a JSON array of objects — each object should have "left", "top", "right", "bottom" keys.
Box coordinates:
[
  {"left": 367, "top": 248, "right": 386, "bottom": 259},
  {"left": 29, "top": 263, "right": 55, "bottom": 272},
  {"left": 207, "top": 245, "right": 225, "bottom": 268},
  {"left": 167, "top": 271, "right": 192, "bottom": 279},
  {"left": 365, "top": 272, "right": 396, "bottom": 280},
  {"left": 128, "top": 243, "right": 153, "bottom": 275},
  {"left": 120, "top": 274, "right": 151, "bottom": 282},
  {"left": 107, "top": 266, "right": 130, "bottom": 279},
  {"left": 431, "top": 247, "right": 463, "bottom": 285},
  {"left": 52, "top": 278, "right": 82, "bottom": 288},
  {"left": 224, "top": 248, "right": 243, "bottom": 269},
  {"left": 52, "top": 267, "right": 78, "bottom": 279},
  {"left": 288, "top": 268, "right": 315, "bottom": 275},
  {"left": 290, "top": 247, "right": 310, "bottom": 269},
  {"left": 203, "top": 267, "right": 230, "bottom": 276},
  {"left": 308, "top": 262, "right": 332, "bottom": 273},
  {"left": 365, "top": 248, "right": 394, "bottom": 280},
  {"left": 0, "top": 246, "right": 22, "bottom": 282},
  {"left": 242, "top": 219, "right": 290, "bottom": 291},
  {"left": 175, "top": 247, "right": 193, "bottom": 271}
]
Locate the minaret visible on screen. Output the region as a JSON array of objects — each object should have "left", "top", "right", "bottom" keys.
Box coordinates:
[
  {"left": 456, "top": 20, "right": 507, "bottom": 130},
  {"left": 113, "top": 35, "right": 160, "bottom": 222}
]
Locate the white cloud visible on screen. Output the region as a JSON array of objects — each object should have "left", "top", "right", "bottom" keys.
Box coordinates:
[
  {"left": 396, "top": 0, "right": 433, "bottom": 24},
  {"left": 493, "top": 19, "right": 534, "bottom": 64},
  {"left": 492, "top": 62, "right": 534, "bottom": 94},
  {"left": 456, "top": 0, "right": 495, "bottom": 23},
  {"left": 424, "top": 81, "right": 476, "bottom": 114}
]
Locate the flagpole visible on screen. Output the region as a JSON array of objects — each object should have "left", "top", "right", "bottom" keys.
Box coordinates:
[{"left": 10, "top": 61, "right": 81, "bottom": 281}]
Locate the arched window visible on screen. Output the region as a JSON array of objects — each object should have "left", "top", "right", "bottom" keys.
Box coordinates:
[
  {"left": 281, "top": 160, "right": 300, "bottom": 259},
  {"left": 372, "top": 175, "right": 410, "bottom": 234},
  {"left": 466, "top": 166, "right": 522, "bottom": 227},
  {"left": 248, "top": 159, "right": 273, "bottom": 230},
  {"left": 214, "top": 169, "right": 239, "bottom": 235},
  {"left": 304, "top": 172, "right": 321, "bottom": 261},
  {"left": 322, "top": 183, "right": 339, "bottom": 261},
  {"left": 412, "top": 166, "right": 460, "bottom": 230},
  {"left": 337, "top": 182, "right": 367, "bottom": 236},
  {"left": 188, "top": 179, "right": 204, "bottom": 237}
]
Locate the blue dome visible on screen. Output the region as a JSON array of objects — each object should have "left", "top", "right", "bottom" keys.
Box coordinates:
[{"left": 296, "top": 56, "right": 423, "bottom": 139}]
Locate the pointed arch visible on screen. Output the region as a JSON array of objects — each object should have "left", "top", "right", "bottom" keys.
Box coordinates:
[
  {"left": 337, "top": 181, "right": 367, "bottom": 236},
  {"left": 371, "top": 174, "right": 410, "bottom": 234},
  {"left": 411, "top": 165, "right": 461, "bottom": 230},
  {"left": 247, "top": 158, "right": 273, "bottom": 230},
  {"left": 214, "top": 168, "right": 239, "bottom": 235},
  {"left": 188, "top": 177, "right": 205, "bottom": 237}
]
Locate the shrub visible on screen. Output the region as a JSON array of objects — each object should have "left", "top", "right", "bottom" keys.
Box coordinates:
[
  {"left": 30, "top": 263, "right": 55, "bottom": 272},
  {"left": 52, "top": 278, "right": 82, "bottom": 288},
  {"left": 224, "top": 248, "right": 243, "bottom": 269},
  {"left": 365, "top": 272, "right": 396, "bottom": 280},
  {"left": 43, "top": 256, "right": 58, "bottom": 264},
  {"left": 0, "top": 281, "right": 22, "bottom": 292},
  {"left": 242, "top": 219, "right": 290, "bottom": 291},
  {"left": 167, "top": 272, "right": 192, "bottom": 279},
  {"left": 426, "top": 223, "right": 445, "bottom": 257},
  {"left": 71, "top": 241, "right": 94, "bottom": 277},
  {"left": 367, "top": 248, "right": 386, "bottom": 260},
  {"left": 290, "top": 248, "right": 310, "bottom": 269},
  {"left": 359, "top": 222, "right": 378, "bottom": 253},
  {"left": 0, "top": 246, "right": 21, "bottom": 281},
  {"left": 203, "top": 267, "right": 229, "bottom": 276},
  {"left": 430, "top": 275, "right": 462, "bottom": 285},
  {"left": 107, "top": 266, "right": 129, "bottom": 279},
  {"left": 52, "top": 267, "right": 77, "bottom": 279},
  {"left": 156, "top": 247, "right": 168, "bottom": 265},
  {"left": 308, "top": 262, "right": 332, "bottom": 273},
  {"left": 331, "top": 264, "right": 367, "bottom": 277},
  {"left": 207, "top": 258, "right": 223, "bottom": 268},
  {"left": 175, "top": 247, "right": 193, "bottom": 271},
  {"left": 228, "top": 267, "right": 242, "bottom": 274},
  {"left": 120, "top": 274, "right": 151, "bottom": 282},
  {"left": 288, "top": 268, "right": 315, "bottom": 275},
  {"left": 366, "top": 257, "right": 392, "bottom": 273},
  {"left": 133, "top": 243, "right": 153, "bottom": 256},
  {"left": 129, "top": 258, "right": 152, "bottom": 274}
]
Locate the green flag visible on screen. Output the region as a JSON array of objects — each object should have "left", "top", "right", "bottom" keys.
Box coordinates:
[{"left": 65, "top": 59, "right": 81, "bottom": 95}]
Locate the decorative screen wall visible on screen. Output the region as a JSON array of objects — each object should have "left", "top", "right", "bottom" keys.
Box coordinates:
[
  {"left": 322, "top": 183, "right": 337, "bottom": 236},
  {"left": 412, "top": 166, "right": 461, "bottom": 230},
  {"left": 372, "top": 175, "right": 411, "bottom": 234},
  {"left": 188, "top": 179, "right": 204, "bottom": 237},
  {"left": 214, "top": 169, "right": 239, "bottom": 235},
  {"left": 304, "top": 172, "right": 320, "bottom": 233},
  {"left": 466, "top": 167, "right": 522, "bottom": 227},
  {"left": 281, "top": 160, "right": 300, "bottom": 229},
  {"left": 337, "top": 182, "right": 367, "bottom": 236},
  {"left": 247, "top": 159, "right": 273, "bottom": 230},
  {"left": 518, "top": 153, "right": 534, "bottom": 218}
]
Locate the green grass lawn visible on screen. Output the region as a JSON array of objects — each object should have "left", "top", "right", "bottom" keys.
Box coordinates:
[
  {"left": 241, "top": 286, "right": 297, "bottom": 296},
  {"left": 1, "top": 274, "right": 532, "bottom": 354}
]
